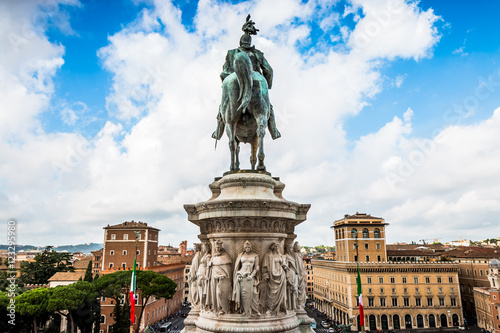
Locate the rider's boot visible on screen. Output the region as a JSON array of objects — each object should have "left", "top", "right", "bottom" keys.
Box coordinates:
[
  {"left": 268, "top": 104, "right": 281, "bottom": 140},
  {"left": 212, "top": 118, "right": 225, "bottom": 140}
]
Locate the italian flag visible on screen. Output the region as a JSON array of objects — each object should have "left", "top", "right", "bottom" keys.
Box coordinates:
[
  {"left": 130, "top": 257, "right": 137, "bottom": 324},
  {"left": 357, "top": 261, "right": 364, "bottom": 327}
]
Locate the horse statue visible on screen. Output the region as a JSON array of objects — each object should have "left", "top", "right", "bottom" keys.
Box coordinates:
[{"left": 219, "top": 51, "right": 270, "bottom": 171}]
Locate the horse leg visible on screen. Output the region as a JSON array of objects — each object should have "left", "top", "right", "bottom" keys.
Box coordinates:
[
  {"left": 226, "top": 122, "right": 237, "bottom": 171},
  {"left": 250, "top": 136, "right": 258, "bottom": 170},
  {"left": 235, "top": 139, "right": 241, "bottom": 170},
  {"left": 255, "top": 117, "right": 267, "bottom": 171}
]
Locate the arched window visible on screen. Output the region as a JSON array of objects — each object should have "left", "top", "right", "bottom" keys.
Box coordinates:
[
  {"left": 100, "top": 315, "right": 105, "bottom": 323},
  {"left": 405, "top": 314, "right": 412, "bottom": 329},
  {"left": 429, "top": 314, "right": 436, "bottom": 327},
  {"left": 452, "top": 314, "right": 459, "bottom": 326},
  {"left": 393, "top": 315, "right": 400, "bottom": 330},
  {"left": 362, "top": 228, "right": 369, "bottom": 238},
  {"left": 417, "top": 314, "right": 424, "bottom": 328},
  {"left": 351, "top": 228, "right": 358, "bottom": 239},
  {"left": 374, "top": 228, "right": 381, "bottom": 238}
]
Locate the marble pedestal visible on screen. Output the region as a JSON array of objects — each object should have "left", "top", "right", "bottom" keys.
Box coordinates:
[{"left": 183, "top": 172, "right": 314, "bottom": 333}]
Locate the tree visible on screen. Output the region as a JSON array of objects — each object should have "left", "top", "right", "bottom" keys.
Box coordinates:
[
  {"left": 134, "top": 270, "right": 177, "bottom": 332},
  {"left": 94, "top": 270, "right": 177, "bottom": 333},
  {"left": 84, "top": 260, "right": 94, "bottom": 282},
  {"left": 19, "top": 246, "right": 74, "bottom": 285},
  {"left": 15, "top": 287, "right": 51, "bottom": 333},
  {"left": 47, "top": 281, "right": 97, "bottom": 333}
]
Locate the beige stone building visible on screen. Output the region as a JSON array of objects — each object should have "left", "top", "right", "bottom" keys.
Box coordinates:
[
  {"left": 443, "top": 247, "right": 500, "bottom": 321},
  {"left": 312, "top": 213, "right": 463, "bottom": 331},
  {"left": 473, "top": 259, "right": 500, "bottom": 333}
]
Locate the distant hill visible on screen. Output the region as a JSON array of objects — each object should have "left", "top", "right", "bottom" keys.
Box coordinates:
[{"left": 0, "top": 243, "right": 103, "bottom": 254}]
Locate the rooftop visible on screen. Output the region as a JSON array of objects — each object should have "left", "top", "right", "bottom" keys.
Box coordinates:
[{"left": 104, "top": 220, "right": 160, "bottom": 231}]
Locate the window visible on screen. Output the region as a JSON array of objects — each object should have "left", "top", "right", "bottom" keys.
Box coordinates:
[
  {"left": 368, "top": 288, "right": 372, "bottom": 294},
  {"left": 392, "top": 288, "right": 396, "bottom": 294},
  {"left": 415, "top": 298, "right": 421, "bottom": 306},
  {"left": 110, "top": 250, "right": 114, "bottom": 255},
  {"left": 415, "top": 287, "right": 419, "bottom": 294},
  {"left": 379, "top": 277, "right": 384, "bottom": 284},
  {"left": 111, "top": 234, "right": 116, "bottom": 240},
  {"left": 137, "top": 234, "right": 141, "bottom": 240},
  {"left": 374, "top": 228, "right": 381, "bottom": 238},
  {"left": 367, "top": 277, "right": 372, "bottom": 284},
  {"left": 363, "top": 228, "right": 369, "bottom": 238},
  {"left": 100, "top": 315, "right": 106, "bottom": 323},
  {"left": 351, "top": 228, "right": 358, "bottom": 238},
  {"left": 380, "top": 298, "right": 386, "bottom": 306},
  {"left": 376, "top": 243, "right": 380, "bottom": 250},
  {"left": 136, "top": 250, "right": 140, "bottom": 255},
  {"left": 354, "top": 255, "right": 358, "bottom": 262},
  {"left": 380, "top": 288, "right": 384, "bottom": 294},
  {"left": 404, "top": 298, "right": 410, "bottom": 306},
  {"left": 391, "top": 277, "right": 395, "bottom": 283},
  {"left": 439, "top": 297, "right": 445, "bottom": 306},
  {"left": 451, "top": 297, "right": 456, "bottom": 306},
  {"left": 123, "top": 234, "right": 128, "bottom": 240},
  {"left": 102, "top": 296, "right": 106, "bottom": 302},
  {"left": 427, "top": 287, "right": 431, "bottom": 294},
  {"left": 450, "top": 287, "right": 454, "bottom": 294},
  {"left": 438, "top": 287, "right": 443, "bottom": 294},
  {"left": 425, "top": 277, "right": 430, "bottom": 283},
  {"left": 414, "top": 277, "right": 419, "bottom": 283},
  {"left": 403, "top": 288, "right": 408, "bottom": 294},
  {"left": 365, "top": 243, "right": 369, "bottom": 250},
  {"left": 123, "top": 250, "right": 127, "bottom": 255},
  {"left": 365, "top": 255, "right": 370, "bottom": 262},
  {"left": 368, "top": 298, "right": 374, "bottom": 307},
  {"left": 377, "top": 255, "right": 381, "bottom": 262},
  {"left": 122, "top": 263, "right": 126, "bottom": 269},
  {"left": 402, "top": 277, "right": 407, "bottom": 284},
  {"left": 109, "top": 263, "right": 114, "bottom": 268},
  {"left": 392, "top": 298, "right": 398, "bottom": 306},
  {"left": 427, "top": 297, "right": 433, "bottom": 306},
  {"left": 437, "top": 277, "right": 442, "bottom": 283},
  {"left": 449, "top": 276, "right": 453, "bottom": 283}
]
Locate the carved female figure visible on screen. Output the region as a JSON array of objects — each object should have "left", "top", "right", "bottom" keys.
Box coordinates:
[
  {"left": 232, "top": 240, "right": 260, "bottom": 316},
  {"left": 197, "top": 241, "right": 212, "bottom": 311},
  {"left": 189, "top": 243, "right": 201, "bottom": 308},
  {"left": 293, "top": 241, "right": 307, "bottom": 310},
  {"left": 262, "top": 241, "right": 288, "bottom": 315}
]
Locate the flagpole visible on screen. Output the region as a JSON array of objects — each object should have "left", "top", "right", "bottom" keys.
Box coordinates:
[
  {"left": 355, "top": 231, "right": 365, "bottom": 333},
  {"left": 131, "top": 231, "right": 140, "bottom": 333}
]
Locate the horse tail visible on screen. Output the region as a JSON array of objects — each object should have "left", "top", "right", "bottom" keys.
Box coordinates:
[{"left": 233, "top": 52, "right": 253, "bottom": 114}]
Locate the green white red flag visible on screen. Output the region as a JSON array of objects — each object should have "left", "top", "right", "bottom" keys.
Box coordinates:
[
  {"left": 357, "top": 261, "right": 364, "bottom": 327},
  {"left": 130, "top": 257, "right": 136, "bottom": 324}
]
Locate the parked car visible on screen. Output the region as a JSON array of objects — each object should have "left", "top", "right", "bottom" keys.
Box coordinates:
[
  {"left": 328, "top": 328, "right": 335, "bottom": 333},
  {"left": 321, "top": 321, "right": 329, "bottom": 328}
]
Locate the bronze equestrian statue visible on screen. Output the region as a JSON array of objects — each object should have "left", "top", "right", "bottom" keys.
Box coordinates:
[{"left": 213, "top": 15, "right": 280, "bottom": 172}]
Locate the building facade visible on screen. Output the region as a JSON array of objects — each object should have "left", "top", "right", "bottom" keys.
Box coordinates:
[
  {"left": 312, "top": 213, "right": 463, "bottom": 331},
  {"left": 474, "top": 259, "right": 500, "bottom": 333},
  {"left": 99, "top": 221, "right": 184, "bottom": 333}
]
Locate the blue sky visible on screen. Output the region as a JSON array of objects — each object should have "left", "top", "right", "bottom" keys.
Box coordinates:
[{"left": 1, "top": 0, "right": 500, "bottom": 247}]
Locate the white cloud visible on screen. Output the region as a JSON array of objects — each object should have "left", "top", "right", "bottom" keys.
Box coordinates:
[{"left": 2, "top": 0, "right": 499, "bottom": 248}]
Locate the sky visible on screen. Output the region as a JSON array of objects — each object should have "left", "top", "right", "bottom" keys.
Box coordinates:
[{"left": 1, "top": 0, "right": 500, "bottom": 249}]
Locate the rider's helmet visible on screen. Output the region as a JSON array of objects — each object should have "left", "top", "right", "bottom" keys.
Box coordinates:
[{"left": 239, "top": 33, "right": 252, "bottom": 50}]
